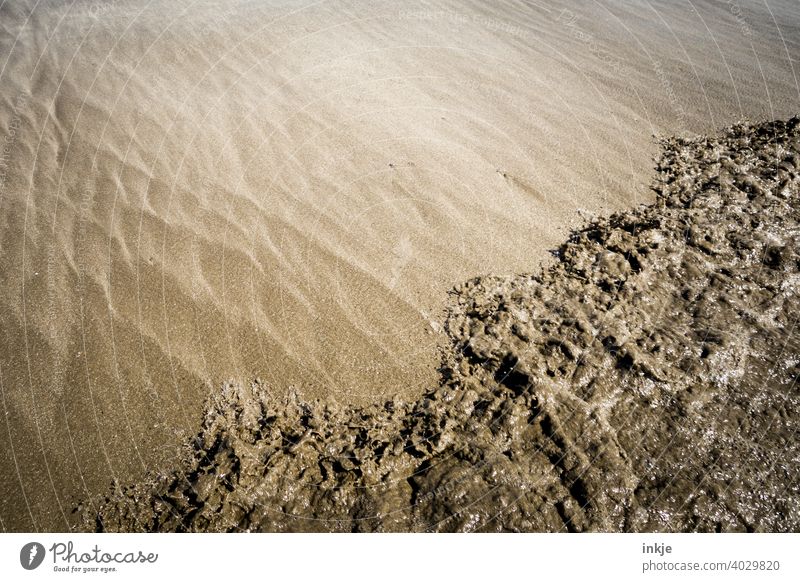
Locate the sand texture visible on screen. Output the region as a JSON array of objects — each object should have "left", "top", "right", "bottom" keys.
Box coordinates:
[
  {"left": 83, "top": 118, "right": 799, "bottom": 532},
  {"left": 0, "top": 0, "right": 798, "bottom": 531}
]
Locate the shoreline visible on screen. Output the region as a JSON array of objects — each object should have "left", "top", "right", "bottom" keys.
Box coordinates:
[
  {"left": 2, "top": 0, "right": 799, "bottom": 533},
  {"left": 83, "top": 118, "right": 800, "bottom": 532}
]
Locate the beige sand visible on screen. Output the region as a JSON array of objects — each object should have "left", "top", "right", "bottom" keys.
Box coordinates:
[
  {"left": 84, "top": 117, "right": 800, "bottom": 532},
  {"left": 0, "top": 0, "right": 797, "bottom": 531}
]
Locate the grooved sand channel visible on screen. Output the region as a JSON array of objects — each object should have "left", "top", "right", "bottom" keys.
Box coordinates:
[{"left": 0, "top": 0, "right": 798, "bottom": 531}]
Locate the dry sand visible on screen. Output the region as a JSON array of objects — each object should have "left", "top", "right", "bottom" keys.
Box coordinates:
[{"left": 0, "top": 0, "right": 798, "bottom": 531}]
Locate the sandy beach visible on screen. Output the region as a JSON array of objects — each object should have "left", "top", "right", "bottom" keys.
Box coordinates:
[
  {"left": 88, "top": 116, "right": 800, "bottom": 532},
  {"left": 0, "top": 0, "right": 798, "bottom": 531}
]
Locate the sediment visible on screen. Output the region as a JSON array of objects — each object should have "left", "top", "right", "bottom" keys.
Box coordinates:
[{"left": 81, "top": 118, "right": 800, "bottom": 532}]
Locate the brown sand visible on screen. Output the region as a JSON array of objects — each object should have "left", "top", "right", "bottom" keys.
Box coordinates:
[
  {"left": 86, "top": 118, "right": 800, "bottom": 532},
  {"left": 0, "top": 0, "right": 798, "bottom": 531}
]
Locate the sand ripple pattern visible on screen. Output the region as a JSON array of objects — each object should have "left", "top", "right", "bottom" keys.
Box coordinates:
[
  {"left": 84, "top": 118, "right": 800, "bottom": 532},
  {"left": 2, "top": 0, "right": 798, "bottom": 531}
]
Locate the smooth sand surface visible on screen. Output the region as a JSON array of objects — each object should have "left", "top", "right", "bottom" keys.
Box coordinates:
[{"left": 0, "top": 0, "right": 797, "bottom": 530}]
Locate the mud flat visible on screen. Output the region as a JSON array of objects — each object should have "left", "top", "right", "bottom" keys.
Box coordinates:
[
  {"left": 3, "top": 0, "right": 799, "bottom": 531},
  {"left": 82, "top": 118, "right": 800, "bottom": 532}
]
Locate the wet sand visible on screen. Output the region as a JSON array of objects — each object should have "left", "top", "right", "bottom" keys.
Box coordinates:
[
  {"left": 87, "top": 118, "right": 799, "bottom": 532},
  {"left": 0, "top": 0, "right": 798, "bottom": 531}
]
